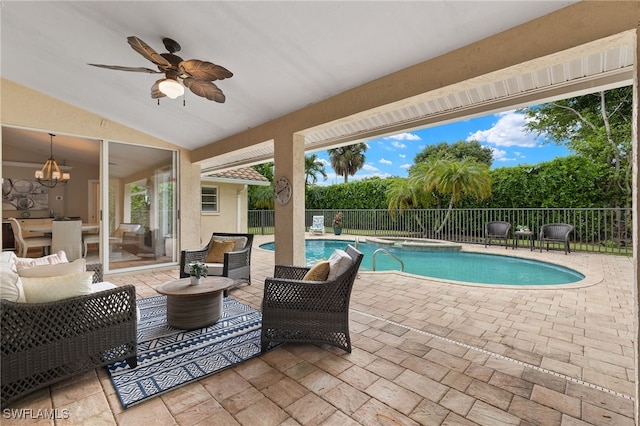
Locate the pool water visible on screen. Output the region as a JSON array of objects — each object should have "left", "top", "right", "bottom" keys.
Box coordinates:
[{"left": 259, "top": 239, "right": 585, "bottom": 285}]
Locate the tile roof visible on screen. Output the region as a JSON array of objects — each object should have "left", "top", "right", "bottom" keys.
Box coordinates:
[{"left": 204, "top": 167, "right": 270, "bottom": 185}]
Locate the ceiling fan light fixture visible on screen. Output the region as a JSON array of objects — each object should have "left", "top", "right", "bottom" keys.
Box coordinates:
[{"left": 158, "top": 78, "right": 184, "bottom": 99}]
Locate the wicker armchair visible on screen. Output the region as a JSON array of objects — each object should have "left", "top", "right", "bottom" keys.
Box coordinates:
[
  {"left": 484, "top": 221, "right": 511, "bottom": 249},
  {"left": 539, "top": 223, "right": 574, "bottom": 254},
  {"left": 0, "top": 263, "right": 137, "bottom": 408},
  {"left": 179, "top": 233, "right": 254, "bottom": 293},
  {"left": 261, "top": 245, "right": 364, "bottom": 353}
]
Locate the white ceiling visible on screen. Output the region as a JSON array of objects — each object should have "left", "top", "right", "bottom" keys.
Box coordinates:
[{"left": 2, "top": 0, "right": 583, "bottom": 167}]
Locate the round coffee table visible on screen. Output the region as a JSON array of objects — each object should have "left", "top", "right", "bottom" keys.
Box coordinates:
[{"left": 156, "top": 276, "right": 235, "bottom": 329}]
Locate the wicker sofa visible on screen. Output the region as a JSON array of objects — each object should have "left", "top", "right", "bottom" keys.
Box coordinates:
[
  {"left": 0, "top": 253, "right": 137, "bottom": 408},
  {"left": 261, "top": 244, "right": 364, "bottom": 353},
  {"left": 179, "top": 233, "right": 254, "bottom": 293}
]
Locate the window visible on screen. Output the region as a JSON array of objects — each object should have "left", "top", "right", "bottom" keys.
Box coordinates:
[{"left": 201, "top": 186, "right": 218, "bottom": 212}]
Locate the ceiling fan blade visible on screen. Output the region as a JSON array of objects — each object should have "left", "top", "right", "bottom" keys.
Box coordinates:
[
  {"left": 150, "top": 80, "right": 167, "bottom": 99},
  {"left": 183, "top": 78, "right": 226, "bottom": 103},
  {"left": 88, "top": 63, "right": 162, "bottom": 74},
  {"left": 127, "top": 36, "right": 172, "bottom": 69},
  {"left": 179, "top": 59, "right": 233, "bottom": 81}
]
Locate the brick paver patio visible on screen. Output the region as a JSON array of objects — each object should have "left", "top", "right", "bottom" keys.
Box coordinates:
[{"left": 3, "top": 235, "right": 635, "bottom": 425}]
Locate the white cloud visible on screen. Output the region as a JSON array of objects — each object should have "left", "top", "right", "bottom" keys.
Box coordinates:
[
  {"left": 467, "top": 111, "right": 539, "bottom": 148},
  {"left": 400, "top": 163, "right": 412, "bottom": 169},
  {"left": 385, "top": 132, "right": 421, "bottom": 141},
  {"left": 379, "top": 158, "right": 392, "bottom": 165},
  {"left": 317, "top": 158, "right": 330, "bottom": 166},
  {"left": 362, "top": 163, "right": 380, "bottom": 172},
  {"left": 491, "top": 147, "right": 509, "bottom": 162},
  {"left": 399, "top": 154, "right": 406, "bottom": 159},
  {"left": 352, "top": 171, "right": 393, "bottom": 181},
  {"left": 491, "top": 147, "right": 519, "bottom": 163},
  {"left": 391, "top": 141, "right": 406, "bottom": 149}
]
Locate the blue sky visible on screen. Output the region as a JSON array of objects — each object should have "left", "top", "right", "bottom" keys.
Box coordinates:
[{"left": 313, "top": 109, "right": 571, "bottom": 185}]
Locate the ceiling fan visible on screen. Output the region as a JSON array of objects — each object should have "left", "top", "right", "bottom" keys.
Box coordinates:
[{"left": 88, "top": 36, "right": 232, "bottom": 103}]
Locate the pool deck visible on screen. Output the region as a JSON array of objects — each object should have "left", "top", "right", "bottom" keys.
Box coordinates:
[{"left": 5, "top": 234, "right": 635, "bottom": 425}]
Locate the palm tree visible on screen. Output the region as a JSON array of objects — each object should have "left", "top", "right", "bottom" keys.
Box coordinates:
[
  {"left": 305, "top": 154, "right": 327, "bottom": 186},
  {"left": 328, "top": 143, "right": 367, "bottom": 183},
  {"left": 248, "top": 163, "right": 274, "bottom": 209},
  {"left": 410, "top": 158, "right": 492, "bottom": 234},
  {"left": 386, "top": 177, "right": 436, "bottom": 235}
]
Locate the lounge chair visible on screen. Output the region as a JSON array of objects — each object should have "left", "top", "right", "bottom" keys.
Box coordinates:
[
  {"left": 179, "top": 233, "right": 254, "bottom": 294},
  {"left": 109, "top": 223, "right": 142, "bottom": 253},
  {"left": 484, "top": 221, "right": 511, "bottom": 249},
  {"left": 261, "top": 245, "right": 364, "bottom": 353},
  {"left": 309, "top": 215, "right": 325, "bottom": 235},
  {"left": 539, "top": 223, "right": 574, "bottom": 254}
]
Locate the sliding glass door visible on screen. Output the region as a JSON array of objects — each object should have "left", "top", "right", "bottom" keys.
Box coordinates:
[{"left": 106, "top": 142, "right": 177, "bottom": 271}]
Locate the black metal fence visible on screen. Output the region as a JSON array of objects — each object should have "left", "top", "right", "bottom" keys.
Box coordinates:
[{"left": 249, "top": 208, "right": 632, "bottom": 255}]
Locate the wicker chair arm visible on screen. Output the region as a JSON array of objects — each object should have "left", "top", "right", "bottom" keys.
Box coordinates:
[
  {"left": 273, "top": 264, "right": 311, "bottom": 280},
  {"left": 224, "top": 247, "right": 251, "bottom": 269},
  {"left": 179, "top": 247, "right": 209, "bottom": 278},
  {"left": 86, "top": 262, "right": 104, "bottom": 283}
]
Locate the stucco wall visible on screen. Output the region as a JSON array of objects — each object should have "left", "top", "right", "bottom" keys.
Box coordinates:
[{"left": 199, "top": 182, "right": 248, "bottom": 246}]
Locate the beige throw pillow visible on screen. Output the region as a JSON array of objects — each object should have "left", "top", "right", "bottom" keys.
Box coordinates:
[
  {"left": 205, "top": 240, "right": 236, "bottom": 263},
  {"left": 18, "top": 258, "right": 86, "bottom": 278},
  {"left": 22, "top": 272, "right": 95, "bottom": 303},
  {"left": 303, "top": 260, "right": 330, "bottom": 281}
]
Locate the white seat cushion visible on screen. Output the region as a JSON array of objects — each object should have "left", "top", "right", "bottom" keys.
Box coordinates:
[
  {"left": 204, "top": 262, "right": 224, "bottom": 276},
  {"left": 327, "top": 249, "right": 353, "bottom": 281},
  {"left": 1, "top": 252, "right": 25, "bottom": 303},
  {"left": 15, "top": 250, "right": 68, "bottom": 267},
  {"left": 91, "top": 281, "right": 117, "bottom": 292}
]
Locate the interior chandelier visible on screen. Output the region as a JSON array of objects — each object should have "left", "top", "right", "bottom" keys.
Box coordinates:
[{"left": 35, "top": 133, "right": 70, "bottom": 188}]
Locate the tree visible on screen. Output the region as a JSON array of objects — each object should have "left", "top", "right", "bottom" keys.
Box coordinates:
[
  {"left": 409, "top": 158, "right": 492, "bottom": 233},
  {"left": 519, "top": 86, "right": 632, "bottom": 207},
  {"left": 328, "top": 143, "right": 368, "bottom": 183},
  {"left": 248, "top": 163, "right": 274, "bottom": 209},
  {"left": 386, "top": 177, "right": 436, "bottom": 234},
  {"left": 413, "top": 140, "right": 493, "bottom": 167},
  {"left": 305, "top": 154, "right": 327, "bottom": 186}
]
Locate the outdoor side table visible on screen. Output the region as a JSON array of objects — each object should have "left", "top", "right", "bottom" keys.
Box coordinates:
[
  {"left": 156, "top": 276, "right": 235, "bottom": 329},
  {"left": 513, "top": 230, "right": 535, "bottom": 251}
]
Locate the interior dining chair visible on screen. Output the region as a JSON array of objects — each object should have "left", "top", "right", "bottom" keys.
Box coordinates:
[
  {"left": 8, "top": 217, "right": 52, "bottom": 257},
  {"left": 51, "top": 220, "right": 83, "bottom": 261},
  {"left": 83, "top": 233, "right": 100, "bottom": 258}
]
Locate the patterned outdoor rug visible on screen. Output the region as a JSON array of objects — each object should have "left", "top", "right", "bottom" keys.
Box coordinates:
[{"left": 106, "top": 295, "right": 262, "bottom": 409}]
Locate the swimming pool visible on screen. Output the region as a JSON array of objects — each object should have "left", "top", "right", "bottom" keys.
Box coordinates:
[{"left": 259, "top": 239, "right": 585, "bottom": 285}]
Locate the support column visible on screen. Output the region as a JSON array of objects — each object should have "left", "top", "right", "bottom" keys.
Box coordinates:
[
  {"left": 633, "top": 23, "right": 639, "bottom": 425},
  {"left": 273, "top": 132, "right": 306, "bottom": 265}
]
